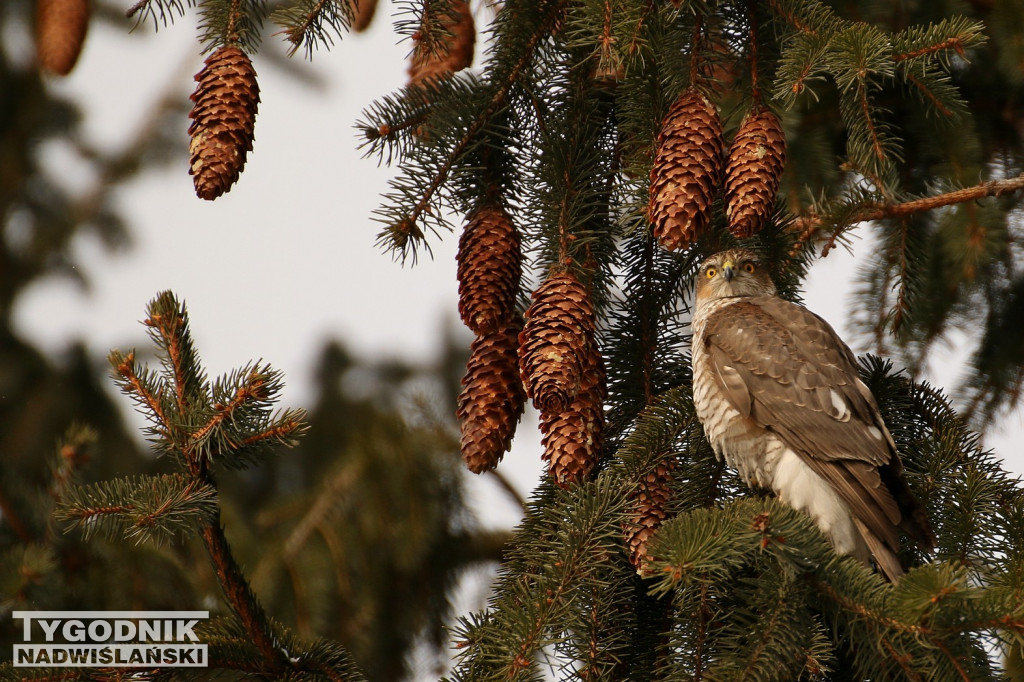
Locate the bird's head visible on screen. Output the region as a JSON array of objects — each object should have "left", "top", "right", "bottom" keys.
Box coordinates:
[{"left": 694, "top": 248, "right": 777, "bottom": 308}]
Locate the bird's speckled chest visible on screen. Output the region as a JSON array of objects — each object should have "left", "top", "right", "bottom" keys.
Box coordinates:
[{"left": 691, "top": 298, "right": 783, "bottom": 487}]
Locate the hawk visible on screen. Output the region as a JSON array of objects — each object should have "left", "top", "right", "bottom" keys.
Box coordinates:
[{"left": 690, "top": 248, "right": 934, "bottom": 580}]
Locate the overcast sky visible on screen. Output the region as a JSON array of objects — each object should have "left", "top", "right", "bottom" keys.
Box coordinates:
[{"left": 14, "top": 1, "right": 1022, "bottom": 534}]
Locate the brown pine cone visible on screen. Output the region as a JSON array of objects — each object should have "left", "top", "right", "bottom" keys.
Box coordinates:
[
  {"left": 648, "top": 89, "right": 724, "bottom": 251},
  {"left": 188, "top": 46, "right": 260, "bottom": 201},
  {"left": 623, "top": 458, "right": 676, "bottom": 573},
  {"left": 457, "top": 317, "right": 526, "bottom": 474},
  {"left": 540, "top": 342, "right": 605, "bottom": 488},
  {"left": 351, "top": 0, "right": 378, "bottom": 32},
  {"left": 407, "top": 0, "right": 475, "bottom": 87},
  {"left": 724, "top": 107, "right": 787, "bottom": 238},
  {"left": 518, "top": 272, "right": 597, "bottom": 415},
  {"left": 457, "top": 204, "right": 522, "bottom": 335},
  {"left": 36, "top": 0, "right": 90, "bottom": 76}
]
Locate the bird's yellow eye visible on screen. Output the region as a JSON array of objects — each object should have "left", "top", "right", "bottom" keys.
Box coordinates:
[
  {"left": 705, "top": 267, "right": 718, "bottom": 279},
  {"left": 743, "top": 262, "right": 756, "bottom": 274}
]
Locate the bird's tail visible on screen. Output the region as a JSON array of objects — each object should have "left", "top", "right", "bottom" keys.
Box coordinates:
[{"left": 853, "top": 517, "right": 904, "bottom": 582}]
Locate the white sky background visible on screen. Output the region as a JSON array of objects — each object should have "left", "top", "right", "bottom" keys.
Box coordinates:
[{"left": 13, "top": 0, "right": 1023, "bottom": 538}]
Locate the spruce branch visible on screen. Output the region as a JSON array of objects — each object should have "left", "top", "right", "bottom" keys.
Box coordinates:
[
  {"left": 766, "top": 0, "right": 820, "bottom": 36},
  {"left": 889, "top": 17, "right": 985, "bottom": 65},
  {"left": 0, "top": 424, "right": 92, "bottom": 548},
  {"left": 272, "top": 0, "right": 354, "bottom": 57},
  {"left": 791, "top": 173, "right": 1024, "bottom": 255},
  {"left": 239, "top": 411, "right": 307, "bottom": 448},
  {"left": 747, "top": 0, "right": 761, "bottom": 101},
  {"left": 693, "top": 580, "right": 711, "bottom": 679},
  {"left": 109, "top": 349, "right": 174, "bottom": 444},
  {"left": 450, "top": 478, "right": 628, "bottom": 679},
  {"left": 903, "top": 71, "right": 955, "bottom": 117},
  {"left": 125, "top": 0, "right": 191, "bottom": 28},
  {"left": 47, "top": 425, "right": 98, "bottom": 539},
  {"left": 404, "top": 0, "right": 468, "bottom": 64},
  {"left": 375, "top": 0, "right": 566, "bottom": 261},
  {"left": 86, "top": 291, "right": 333, "bottom": 677},
  {"left": 201, "top": 517, "right": 288, "bottom": 671},
  {"left": 621, "top": 0, "right": 655, "bottom": 61},
  {"left": 892, "top": 36, "right": 966, "bottom": 63},
  {"left": 144, "top": 292, "right": 207, "bottom": 417},
  {"left": 188, "top": 364, "right": 307, "bottom": 467},
  {"left": 857, "top": 79, "right": 886, "bottom": 164},
  {"left": 281, "top": 459, "right": 361, "bottom": 561},
  {"left": 197, "top": 0, "right": 265, "bottom": 53},
  {"left": 56, "top": 473, "right": 218, "bottom": 544}
]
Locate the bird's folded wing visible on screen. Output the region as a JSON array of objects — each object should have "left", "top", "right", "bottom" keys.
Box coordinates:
[{"left": 702, "top": 297, "right": 902, "bottom": 546}]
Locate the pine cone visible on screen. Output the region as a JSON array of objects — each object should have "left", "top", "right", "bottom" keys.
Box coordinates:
[
  {"left": 457, "top": 318, "right": 526, "bottom": 474},
  {"left": 540, "top": 342, "right": 605, "bottom": 488},
  {"left": 724, "top": 107, "right": 787, "bottom": 238},
  {"left": 648, "top": 89, "right": 724, "bottom": 251},
  {"left": 623, "top": 458, "right": 676, "bottom": 573},
  {"left": 457, "top": 204, "right": 521, "bottom": 335},
  {"left": 351, "top": 0, "right": 378, "bottom": 32},
  {"left": 407, "top": 0, "right": 475, "bottom": 87},
  {"left": 36, "top": 0, "right": 90, "bottom": 76},
  {"left": 188, "top": 46, "right": 260, "bottom": 201},
  {"left": 518, "top": 272, "right": 596, "bottom": 414}
]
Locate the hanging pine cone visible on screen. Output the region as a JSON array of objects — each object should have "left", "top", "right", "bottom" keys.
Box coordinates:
[
  {"left": 724, "top": 106, "right": 787, "bottom": 239},
  {"left": 407, "top": 0, "right": 475, "bottom": 87},
  {"left": 188, "top": 46, "right": 260, "bottom": 201},
  {"left": 351, "top": 0, "right": 378, "bottom": 32},
  {"left": 540, "top": 342, "right": 605, "bottom": 488},
  {"left": 623, "top": 458, "right": 676, "bottom": 573},
  {"left": 457, "top": 317, "right": 526, "bottom": 474},
  {"left": 36, "top": 0, "right": 90, "bottom": 76},
  {"left": 648, "top": 89, "right": 724, "bottom": 251},
  {"left": 457, "top": 204, "right": 521, "bottom": 335},
  {"left": 518, "top": 272, "right": 596, "bottom": 415}
]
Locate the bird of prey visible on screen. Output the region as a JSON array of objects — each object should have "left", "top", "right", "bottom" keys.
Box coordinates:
[{"left": 690, "top": 248, "right": 934, "bottom": 580}]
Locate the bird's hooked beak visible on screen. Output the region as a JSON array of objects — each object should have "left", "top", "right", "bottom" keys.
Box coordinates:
[{"left": 721, "top": 260, "right": 736, "bottom": 282}]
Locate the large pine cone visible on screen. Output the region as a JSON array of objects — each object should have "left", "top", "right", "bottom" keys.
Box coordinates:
[
  {"left": 457, "top": 318, "right": 526, "bottom": 474},
  {"left": 724, "top": 107, "right": 786, "bottom": 238},
  {"left": 407, "top": 0, "right": 475, "bottom": 87},
  {"left": 648, "top": 89, "right": 724, "bottom": 251},
  {"left": 623, "top": 458, "right": 676, "bottom": 573},
  {"left": 540, "top": 342, "right": 605, "bottom": 488},
  {"left": 457, "top": 204, "right": 522, "bottom": 335},
  {"left": 188, "top": 46, "right": 260, "bottom": 201},
  {"left": 36, "top": 0, "right": 90, "bottom": 76},
  {"left": 518, "top": 272, "right": 597, "bottom": 415}
]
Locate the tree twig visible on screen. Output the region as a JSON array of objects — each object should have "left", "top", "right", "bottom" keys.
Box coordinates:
[
  {"left": 392, "top": 1, "right": 566, "bottom": 255},
  {"left": 201, "top": 515, "right": 287, "bottom": 671},
  {"left": 790, "top": 173, "right": 1024, "bottom": 255}
]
